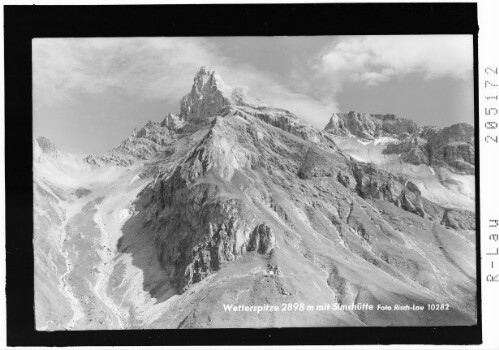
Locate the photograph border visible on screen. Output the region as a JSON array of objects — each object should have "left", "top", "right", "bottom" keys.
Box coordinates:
[{"left": 4, "top": 3, "right": 481, "bottom": 346}]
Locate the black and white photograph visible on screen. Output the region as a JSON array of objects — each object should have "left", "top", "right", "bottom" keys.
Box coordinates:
[
  {"left": 32, "top": 35, "right": 477, "bottom": 330},
  {"left": 6, "top": 2, "right": 497, "bottom": 348}
]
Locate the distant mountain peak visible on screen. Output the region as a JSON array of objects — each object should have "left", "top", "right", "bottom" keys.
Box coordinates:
[
  {"left": 35, "top": 136, "right": 59, "bottom": 158},
  {"left": 34, "top": 66, "right": 477, "bottom": 330}
]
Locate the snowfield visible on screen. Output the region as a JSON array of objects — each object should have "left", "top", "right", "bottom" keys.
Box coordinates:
[{"left": 331, "top": 135, "right": 475, "bottom": 211}]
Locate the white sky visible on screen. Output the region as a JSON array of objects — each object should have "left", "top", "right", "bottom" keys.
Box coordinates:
[{"left": 33, "top": 35, "right": 474, "bottom": 154}]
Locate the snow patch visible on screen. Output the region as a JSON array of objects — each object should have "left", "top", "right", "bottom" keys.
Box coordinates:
[
  {"left": 350, "top": 154, "right": 366, "bottom": 162},
  {"left": 119, "top": 209, "right": 131, "bottom": 223}
]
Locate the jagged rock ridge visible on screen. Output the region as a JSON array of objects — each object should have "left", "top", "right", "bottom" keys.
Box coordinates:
[{"left": 325, "top": 112, "right": 475, "bottom": 175}]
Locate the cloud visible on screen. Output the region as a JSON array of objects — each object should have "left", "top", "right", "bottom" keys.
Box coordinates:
[
  {"left": 213, "top": 65, "right": 337, "bottom": 128},
  {"left": 33, "top": 38, "right": 335, "bottom": 129},
  {"left": 33, "top": 38, "right": 224, "bottom": 103},
  {"left": 315, "top": 35, "right": 473, "bottom": 90}
]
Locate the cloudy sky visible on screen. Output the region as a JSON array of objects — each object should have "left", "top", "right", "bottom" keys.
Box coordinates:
[{"left": 33, "top": 36, "right": 473, "bottom": 154}]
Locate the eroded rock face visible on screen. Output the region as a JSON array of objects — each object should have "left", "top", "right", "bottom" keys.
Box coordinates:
[
  {"left": 247, "top": 224, "right": 276, "bottom": 254},
  {"left": 298, "top": 148, "right": 337, "bottom": 179},
  {"left": 441, "top": 208, "right": 476, "bottom": 230},
  {"left": 179, "top": 67, "right": 232, "bottom": 122},
  {"left": 334, "top": 161, "right": 474, "bottom": 229},
  {"left": 146, "top": 174, "right": 257, "bottom": 291},
  {"left": 382, "top": 123, "right": 474, "bottom": 174},
  {"left": 34, "top": 67, "right": 477, "bottom": 330},
  {"left": 382, "top": 136, "right": 430, "bottom": 165},
  {"left": 134, "top": 119, "right": 265, "bottom": 291},
  {"left": 325, "top": 112, "right": 475, "bottom": 175},
  {"left": 141, "top": 165, "right": 276, "bottom": 291},
  {"left": 427, "top": 123, "right": 475, "bottom": 174},
  {"left": 134, "top": 88, "right": 475, "bottom": 295},
  {"left": 35, "top": 136, "right": 59, "bottom": 158},
  {"left": 161, "top": 113, "right": 185, "bottom": 131},
  {"left": 324, "top": 112, "right": 418, "bottom": 140},
  {"left": 350, "top": 163, "right": 422, "bottom": 212}
]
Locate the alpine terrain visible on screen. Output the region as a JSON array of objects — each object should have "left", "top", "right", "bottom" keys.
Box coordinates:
[{"left": 34, "top": 67, "right": 476, "bottom": 330}]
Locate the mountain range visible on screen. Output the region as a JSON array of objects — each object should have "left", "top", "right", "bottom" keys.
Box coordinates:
[{"left": 34, "top": 67, "right": 476, "bottom": 330}]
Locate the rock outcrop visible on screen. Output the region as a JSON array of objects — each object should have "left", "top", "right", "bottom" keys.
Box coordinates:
[
  {"left": 382, "top": 123, "right": 474, "bottom": 174},
  {"left": 161, "top": 113, "right": 185, "bottom": 131},
  {"left": 324, "top": 111, "right": 418, "bottom": 140},
  {"left": 298, "top": 147, "right": 347, "bottom": 179},
  {"left": 130, "top": 71, "right": 476, "bottom": 296},
  {"left": 325, "top": 112, "right": 475, "bottom": 175},
  {"left": 35, "top": 136, "right": 59, "bottom": 159},
  {"left": 83, "top": 119, "right": 178, "bottom": 167},
  {"left": 348, "top": 162, "right": 426, "bottom": 217},
  {"left": 179, "top": 67, "right": 232, "bottom": 122},
  {"left": 427, "top": 123, "right": 475, "bottom": 174},
  {"left": 441, "top": 208, "right": 476, "bottom": 230}
]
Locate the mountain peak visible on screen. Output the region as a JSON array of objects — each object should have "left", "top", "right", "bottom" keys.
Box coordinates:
[
  {"left": 179, "top": 67, "right": 233, "bottom": 122},
  {"left": 324, "top": 111, "right": 418, "bottom": 140},
  {"left": 35, "top": 136, "right": 59, "bottom": 158}
]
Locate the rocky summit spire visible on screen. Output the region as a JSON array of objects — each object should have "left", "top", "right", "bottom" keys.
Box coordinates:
[{"left": 179, "top": 66, "right": 233, "bottom": 122}]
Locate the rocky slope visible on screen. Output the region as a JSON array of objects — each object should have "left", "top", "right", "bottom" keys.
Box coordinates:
[
  {"left": 324, "top": 112, "right": 475, "bottom": 212},
  {"left": 34, "top": 67, "right": 476, "bottom": 330}
]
